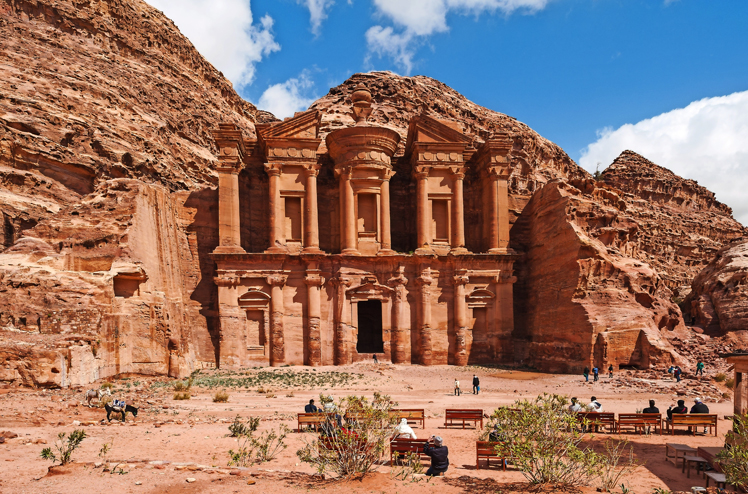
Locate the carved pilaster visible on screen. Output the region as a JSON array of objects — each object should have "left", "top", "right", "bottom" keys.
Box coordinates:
[
  {"left": 387, "top": 266, "right": 410, "bottom": 364},
  {"left": 264, "top": 164, "right": 286, "bottom": 253},
  {"left": 267, "top": 274, "right": 287, "bottom": 366},
  {"left": 304, "top": 271, "right": 325, "bottom": 366},
  {"left": 416, "top": 267, "right": 434, "bottom": 365},
  {"left": 302, "top": 164, "right": 322, "bottom": 253},
  {"left": 332, "top": 275, "right": 353, "bottom": 365},
  {"left": 452, "top": 270, "right": 470, "bottom": 366}
]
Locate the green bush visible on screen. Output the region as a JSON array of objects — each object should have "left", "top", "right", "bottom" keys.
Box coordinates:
[
  {"left": 229, "top": 415, "right": 260, "bottom": 437},
  {"left": 717, "top": 413, "right": 748, "bottom": 490},
  {"left": 725, "top": 378, "right": 735, "bottom": 389},
  {"left": 228, "top": 418, "right": 289, "bottom": 467},
  {"left": 714, "top": 373, "right": 727, "bottom": 382},
  {"left": 41, "top": 429, "right": 87, "bottom": 465}
]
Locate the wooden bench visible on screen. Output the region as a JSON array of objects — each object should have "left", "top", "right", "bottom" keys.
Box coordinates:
[
  {"left": 616, "top": 413, "right": 662, "bottom": 434},
  {"left": 389, "top": 409, "right": 426, "bottom": 428},
  {"left": 389, "top": 438, "right": 429, "bottom": 464},
  {"left": 705, "top": 472, "right": 727, "bottom": 489},
  {"left": 297, "top": 413, "right": 326, "bottom": 432},
  {"left": 444, "top": 409, "right": 483, "bottom": 429},
  {"left": 476, "top": 441, "right": 510, "bottom": 470},
  {"left": 575, "top": 412, "right": 616, "bottom": 433},
  {"left": 663, "top": 414, "right": 718, "bottom": 436}
]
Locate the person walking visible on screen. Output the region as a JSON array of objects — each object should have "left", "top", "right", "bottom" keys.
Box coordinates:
[
  {"left": 373, "top": 354, "right": 378, "bottom": 364},
  {"left": 696, "top": 361, "right": 705, "bottom": 377},
  {"left": 593, "top": 367, "right": 599, "bottom": 382},
  {"left": 608, "top": 364, "right": 614, "bottom": 379},
  {"left": 674, "top": 366, "right": 682, "bottom": 382},
  {"left": 472, "top": 375, "right": 480, "bottom": 394},
  {"left": 454, "top": 378, "right": 461, "bottom": 396},
  {"left": 583, "top": 366, "right": 590, "bottom": 382}
]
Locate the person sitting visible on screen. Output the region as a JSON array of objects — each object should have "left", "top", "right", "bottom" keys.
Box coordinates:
[
  {"left": 643, "top": 400, "right": 659, "bottom": 414},
  {"left": 690, "top": 398, "right": 709, "bottom": 414},
  {"left": 587, "top": 396, "right": 602, "bottom": 412},
  {"left": 569, "top": 397, "right": 584, "bottom": 413},
  {"left": 666, "top": 399, "right": 688, "bottom": 420},
  {"left": 423, "top": 435, "right": 449, "bottom": 476},
  {"left": 304, "top": 399, "right": 319, "bottom": 413},
  {"left": 391, "top": 418, "right": 417, "bottom": 440}
]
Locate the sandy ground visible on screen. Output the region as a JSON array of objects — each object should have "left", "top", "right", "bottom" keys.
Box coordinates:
[{"left": 0, "top": 364, "right": 735, "bottom": 494}]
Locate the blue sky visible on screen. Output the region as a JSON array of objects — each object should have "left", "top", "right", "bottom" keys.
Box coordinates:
[{"left": 147, "top": 0, "right": 748, "bottom": 223}]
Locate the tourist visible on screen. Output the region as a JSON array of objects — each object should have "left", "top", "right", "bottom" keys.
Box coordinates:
[
  {"left": 674, "top": 366, "right": 682, "bottom": 382},
  {"left": 643, "top": 399, "right": 659, "bottom": 413},
  {"left": 472, "top": 375, "right": 480, "bottom": 394},
  {"left": 454, "top": 378, "right": 461, "bottom": 396},
  {"left": 587, "top": 396, "right": 603, "bottom": 412},
  {"left": 391, "top": 418, "right": 417, "bottom": 440},
  {"left": 608, "top": 364, "right": 614, "bottom": 379},
  {"left": 583, "top": 366, "right": 590, "bottom": 382},
  {"left": 373, "top": 354, "right": 378, "bottom": 364},
  {"left": 423, "top": 435, "right": 449, "bottom": 476},
  {"left": 569, "top": 397, "right": 584, "bottom": 412},
  {"left": 690, "top": 398, "right": 710, "bottom": 434},
  {"left": 305, "top": 399, "right": 319, "bottom": 413},
  {"left": 593, "top": 367, "right": 599, "bottom": 382},
  {"left": 696, "top": 361, "right": 705, "bottom": 377},
  {"left": 666, "top": 399, "right": 688, "bottom": 420}
]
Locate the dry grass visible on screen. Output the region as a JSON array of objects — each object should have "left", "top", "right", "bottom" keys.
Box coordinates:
[
  {"left": 213, "top": 390, "right": 230, "bottom": 403},
  {"left": 173, "top": 391, "right": 191, "bottom": 400}
]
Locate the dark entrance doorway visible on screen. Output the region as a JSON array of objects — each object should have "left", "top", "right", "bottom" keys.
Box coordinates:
[{"left": 357, "top": 300, "right": 383, "bottom": 353}]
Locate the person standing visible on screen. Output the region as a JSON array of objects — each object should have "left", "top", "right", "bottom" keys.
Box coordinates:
[
  {"left": 472, "top": 375, "right": 480, "bottom": 395},
  {"left": 608, "top": 364, "right": 614, "bottom": 379},
  {"left": 423, "top": 436, "right": 449, "bottom": 476},
  {"left": 674, "top": 366, "right": 682, "bottom": 382},
  {"left": 583, "top": 366, "right": 590, "bottom": 382},
  {"left": 454, "top": 378, "right": 461, "bottom": 396},
  {"left": 593, "top": 367, "right": 599, "bottom": 382},
  {"left": 696, "top": 361, "right": 705, "bottom": 377}
]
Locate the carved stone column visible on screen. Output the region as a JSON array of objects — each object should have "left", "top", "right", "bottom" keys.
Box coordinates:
[
  {"left": 380, "top": 169, "right": 395, "bottom": 253},
  {"left": 415, "top": 166, "right": 431, "bottom": 252},
  {"left": 333, "top": 276, "right": 353, "bottom": 365},
  {"left": 340, "top": 168, "right": 358, "bottom": 255},
  {"left": 215, "top": 273, "right": 243, "bottom": 368},
  {"left": 303, "top": 164, "right": 322, "bottom": 253},
  {"left": 416, "top": 267, "right": 434, "bottom": 365},
  {"left": 304, "top": 270, "right": 324, "bottom": 366},
  {"left": 265, "top": 164, "right": 285, "bottom": 253},
  {"left": 267, "top": 274, "right": 287, "bottom": 366},
  {"left": 451, "top": 167, "right": 466, "bottom": 252},
  {"left": 487, "top": 170, "right": 500, "bottom": 252},
  {"left": 388, "top": 266, "right": 409, "bottom": 364},
  {"left": 212, "top": 125, "right": 245, "bottom": 254},
  {"left": 453, "top": 270, "right": 470, "bottom": 366}
]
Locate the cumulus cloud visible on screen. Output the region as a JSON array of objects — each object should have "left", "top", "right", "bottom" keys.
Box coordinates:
[
  {"left": 257, "top": 73, "right": 318, "bottom": 119},
  {"left": 366, "top": 0, "right": 550, "bottom": 72},
  {"left": 146, "top": 0, "right": 280, "bottom": 87},
  {"left": 580, "top": 90, "right": 748, "bottom": 225},
  {"left": 297, "top": 0, "right": 336, "bottom": 35}
]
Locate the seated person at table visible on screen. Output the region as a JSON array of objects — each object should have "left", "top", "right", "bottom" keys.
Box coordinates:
[
  {"left": 643, "top": 400, "right": 659, "bottom": 413},
  {"left": 391, "top": 418, "right": 417, "bottom": 440},
  {"left": 423, "top": 436, "right": 449, "bottom": 476},
  {"left": 666, "top": 399, "right": 688, "bottom": 420},
  {"left": 304, "top": 399, "right": 319, "bottom": 413}
]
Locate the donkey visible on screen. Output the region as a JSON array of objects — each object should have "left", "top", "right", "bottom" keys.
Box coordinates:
[
  {"left": 104, "top": 403, "right": 138, "bottom": 422},
  {"left": 85, "top": 388, "right": 111, "bottom": 407}
]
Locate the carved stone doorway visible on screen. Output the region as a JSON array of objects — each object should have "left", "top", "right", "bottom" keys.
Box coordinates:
[{"left": 356, "top": 300, "right": 383, "bottom": 354}]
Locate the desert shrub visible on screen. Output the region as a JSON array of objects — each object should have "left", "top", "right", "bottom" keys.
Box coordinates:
[
  {"left": 229, "top": 415, "right": 260, "bottom": 437},
  {"left": 173, "top": 391, "right": 191, "bottom": 400},
  {"left": 213, "top": 390, "right": 229, "bottom": 403},
  {"left": 725, "top": 378, "right": 735, "bottom": 389},
  {"left": 593, "top": 438, "right": 639, "bottom": 492},
  {"left": 717, "top": 413, "right": 748, "bottom": 490},
  {"left": 485, "top": 394, "right": 600, "bottom": 486},
  {"left": 101, "top": 382, "right": 113, "bottom": 390},
  {"left": 296, "top": 393, "right": 398, "bottom": 480},
  {"left": 390, "top": 451, "right": 426, "bottom": 483},
  {"left": 714, "top": 373, "right": 727, "bottom": 382},
  {"left": 40, "top": 429, "right": 87, "bottom": 465},
  {"left": 228, "top": 419, "right": 289, "bottom": 467},
  {"left": 265, "top": 390, "right": 276, "bottom": 398}
]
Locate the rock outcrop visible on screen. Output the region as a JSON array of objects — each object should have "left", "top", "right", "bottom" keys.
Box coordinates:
[
  {"left": 601, "top": 151, "right": 747, "bottom": 292},
  {"left": 686, "top": 239, "right": 748, "bottom": 335},
  {"left": 511, "top": 179, "right": 685, "bottom": 373}
]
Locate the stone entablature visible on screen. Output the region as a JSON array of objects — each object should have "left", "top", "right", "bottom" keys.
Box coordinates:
[{"left": 211, "top": 84, "right": 518, "bottom": 368}]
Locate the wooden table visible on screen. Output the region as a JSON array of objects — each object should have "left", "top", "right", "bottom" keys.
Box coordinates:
[
  {"left": 665, "top": 443, "right": 696, "bottom": 466},
  {"left": 682, "top": 454, "right": 708, "bottom": 478},
  {"left": 705, "top": 472, "right": 727, "bottom": 488},
  {"left": 697, "top": 446, "right": 725, "bottom": 473}
]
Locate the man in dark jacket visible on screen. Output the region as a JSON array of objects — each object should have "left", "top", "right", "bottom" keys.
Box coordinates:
[
  {"left": 423, "top": 435, "right": 449, "bottom": 476},
  {"left": 667, "top": 399, "right": 688, "bottom": 420},
  {"left": 304, "top": 399, "right": 319, "bottom": 413},
  {"left": 472, "top": 375, "right": 480, "bottom": 394},
  {"left": 643, "top": 400, "right": 659, "bottom": 414},
  {"left": 690, "top": 398, "right": 709, "bottom": 414}
]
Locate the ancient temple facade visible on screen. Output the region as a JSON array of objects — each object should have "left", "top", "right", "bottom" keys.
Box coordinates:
[{"left": 211, "top": 85, "right": 518, "bottom": 368}]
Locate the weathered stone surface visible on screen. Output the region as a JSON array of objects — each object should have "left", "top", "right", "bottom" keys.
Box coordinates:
[
  {"left": 601, "top": 151, "right": 747, "bottom": 291},
  {"left": 686, "top": 239, "right": 748, "bottom": 335},
  {"left": 511, "top": 179, "right": 685, "bottom": 373}
]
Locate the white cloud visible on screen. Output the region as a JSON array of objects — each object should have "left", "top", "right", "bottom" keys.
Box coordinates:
[
  {"left": 146, "top": 0, "right": 280, "bottom": 87},
  {"left": 257, "top": 73, "right": 318, "bottom": 119},
  {"left": 297, "top": 0, "right": 336, "bottom": 35},
  {"left": 366, "top": 0, "right": 550, "bottom": 72},
  {"left": 580, "top": 90, "right": 748, "bottom": 225}
]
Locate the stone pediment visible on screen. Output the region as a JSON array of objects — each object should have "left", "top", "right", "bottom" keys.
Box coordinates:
[
  {"left": 257, "top": 110, "right": 321, "bottom": 141},
  {"left": 346, "top": 281, "right": 394, "bottom": 301},
  {"left": 405, "top": 114, "right": 474, "bottom": 157}
]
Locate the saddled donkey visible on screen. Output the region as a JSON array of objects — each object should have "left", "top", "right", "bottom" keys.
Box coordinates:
[
  {"left": 104, "top": 403, "right": 138, "bottom": 422},
  {"left": 85, "top": 388, "right": 111, "bottom": 407}
]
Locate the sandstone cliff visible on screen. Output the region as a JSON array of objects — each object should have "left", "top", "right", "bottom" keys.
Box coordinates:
[
  {"left": 601, "top": 151, "right": 747, "bottom": 292},
  {"left": 511, "top": 178, "right": 685, "bottom": 373}
]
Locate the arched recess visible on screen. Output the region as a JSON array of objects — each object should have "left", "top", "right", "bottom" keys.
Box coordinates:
[{"left": 239, "top": 289, "right": 270, "bottom": 357}]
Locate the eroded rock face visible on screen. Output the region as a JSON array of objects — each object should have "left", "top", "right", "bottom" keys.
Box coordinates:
[
  {"left": 512, "top": 179, "right": 685, "bottom": 373},
  {"left": 601, "top": 151, "right": 747, "bottom": 291},
  {"left": 686, "top": 239, "right": 748, "bottom": 335}
]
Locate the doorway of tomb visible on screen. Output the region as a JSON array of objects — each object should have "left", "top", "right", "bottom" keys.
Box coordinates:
[
  {"left": 246, "top": 310, "right": 265, "bottom": 356},
  {"left": 356, "top": 300, "right": 383, "bottom": 354}
]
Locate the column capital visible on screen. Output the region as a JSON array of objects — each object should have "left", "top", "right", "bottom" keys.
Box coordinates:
[
  {"left": 449, "top": 166, "right": 467, "bottom": 180},
  {"left": 214, "top": 273, "right": 241, "bottom": 287},
  {"left": 303, "top": 163, "right": 321, "bottom": 177},
  {"left": 333, "top": 166, "right": 353, "bottom": 179},
  {"left": 484, "top": 164, "right": 511, "bottom": 179},
  {"left": 331, "top": 275, "right": 354, "bottom": 288},
  {"left": 304, "top": 272, "right": 325, "bottom": 286},
  {"left": 413, "top": 165, "right": 431, "bottom": 180},
  {"left": 387, "top": 266, "right": 409, "bottom": 287},
  {"left": 382, "top": 168, "right": 396, "bottom": 181},
  {"left": 416, "top": 268, "right": 434, "bottom": 287},
  {"left": 267, "top": 274, "right": 288, "bottom": 287},
  {"left": 453, "top": 269, "right": 469, "bottom": 286},
  {"left": 264, "top": 162, "right": 282, "bottom": 177}
]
